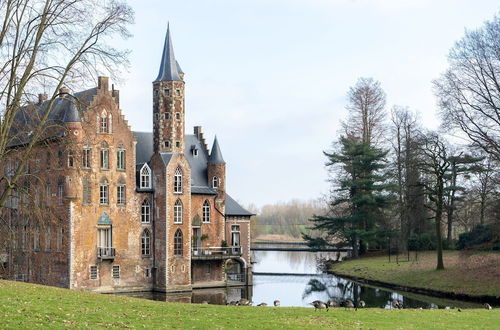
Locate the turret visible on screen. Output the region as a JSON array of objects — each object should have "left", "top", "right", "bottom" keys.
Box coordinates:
[
  {"left": 207, "top": 136, "right": 226, "bottom": 211},
  {"left": 153, "top": 24, "right": 185, "bottom": 154}
]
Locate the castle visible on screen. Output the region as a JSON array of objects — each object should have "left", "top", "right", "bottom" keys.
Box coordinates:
[{"left": 0, "top": 26, "right": 253, "bottom": 293}]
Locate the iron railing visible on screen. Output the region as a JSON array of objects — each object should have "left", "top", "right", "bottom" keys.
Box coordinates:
[
  {"left": 227, "top": 272, "right": 246, "bottom": 283},
  {"left": 191, "top": 246, "right": 242, "bottom": 257},
  {"left": 97, "top": 247, "right": 115, "bottom": 259}
]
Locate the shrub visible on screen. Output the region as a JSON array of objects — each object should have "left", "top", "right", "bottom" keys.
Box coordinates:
[
  {"left": 457, "top": 224, "right": 500, "bottom": 250},
  {"left": 408, "top": 233, "right": 437, "bottom": 251}
]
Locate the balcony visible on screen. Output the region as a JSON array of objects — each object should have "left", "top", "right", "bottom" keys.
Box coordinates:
[
  {"left": 191, "top": 246, "right": 242, "bottom": 260},
  {"left": 97, "top": 247, "right": 115, "bottom": 260}
]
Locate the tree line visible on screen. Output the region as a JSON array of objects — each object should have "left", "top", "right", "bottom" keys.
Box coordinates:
[{"left": 304, "top": 14, "right": 500, "bottom": 270}]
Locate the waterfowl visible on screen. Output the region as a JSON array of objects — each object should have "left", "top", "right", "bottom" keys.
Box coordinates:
[
  {"left": 257, "top": 302, "right": 268, "bottom": 307},
  {"left": 274, "top": 300, "right": 281, "bottom": 307},
  {"left": 310, "top": 300, "right": 328, "bottom": 311}
]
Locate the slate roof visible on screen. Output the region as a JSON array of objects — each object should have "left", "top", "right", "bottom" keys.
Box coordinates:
[
  {"left": 8, "top": 88, "right": 98, "bottom": 148},
  {"left": 208, "top": 136, "right": 225, "bottom": 164},
  {"left": 155, "top": 24, "right": 183, "bottom": 82},
  {"left": 225, "top": 194, "right": 254, "bottom": 217},
  {"left": 133, "top": 131, "right": 252, "bottom": 217}
]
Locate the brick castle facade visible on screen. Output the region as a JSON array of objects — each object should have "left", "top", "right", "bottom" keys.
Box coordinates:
[{"left": 0, "top": 26, "right": 253, "bottom": 293}]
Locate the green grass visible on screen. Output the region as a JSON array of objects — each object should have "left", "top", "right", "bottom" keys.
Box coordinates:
[
  {"left": 330, "top": 250, "right": 500, "bottom": 297},
  {"left": 1, "top": 280, "right": 499, "bottom": 329}
]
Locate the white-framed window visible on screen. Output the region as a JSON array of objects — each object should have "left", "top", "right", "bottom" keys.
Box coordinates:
[
  {"left": 164, "top": 89, "right": 170, "bottom": 95},
  {"left": 90, "top": 266, "right": 98, "bottom": 280},
  {"left": 57, "top": 228, "right": 63, "bottom": 252},
  {"left": 117, "top": 184, "right": 125, "bottom": 205},
  {"left": 174, "top": 199, "right": 183, "bottom": 224},
  {"left": 82, "top": 147, "right": 91, "bottom": 169},
  {"left": 33, "top": 225, "right": 40, "bottom": 251},
  {"left": 99, "top": 116, "right": 108, "bottom": 133},
  {"left": 202, "top": 200, "right": 210, "bottom": 223},
  {"left": 212, "top": 176, "right": 219, "bottom": 189},
  {"left": 112, "top": 265, "right": 120, "bottom": 279},
  {"left": 99, "top": 178, "right": 109, "bottom": 205},
  {"left": 175, "top": 141, "right": 180, "bottom": 148},
  {"left": 163, "top": 140, "right": 171, "bottom": 148},
  {"left": 67, "top": 151, "right": 74, "bottom": 168},
  {"left": 141, "top": 229, "right": 151, "bottom": 256},
  {"left": 141, "top": 200, "right": 151, "bottom": 224},
  {"left": 175, "top": 112, "right": 181, "bottom": 120},
  {"left": 116, "top": 146, "right": 125, "bottom": 170},
  {"left": 100, "top": 147, "right": 109, "bottom": 170},
  {"left": 140, "top": 164, "right": 151, "bottom": 189},
  {"left": 98, "top": 110, "right": 112, "bottom": 134},
  {"left": 174, "top": 229, "right": 183, "bottom": 256},
  {"left": 174, "top": 167, "right": 182, "bottom": 193},
  {"left": 154, "top": 113, "right": 159, "bottom": 121},
  {"left": 45, "top": 226, "right": 51, "bottom": 252},
  {"left": 231, "top": 225, "right": 240, "bottom": 247}
]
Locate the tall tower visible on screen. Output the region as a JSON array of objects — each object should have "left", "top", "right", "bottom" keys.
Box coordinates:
[{"left": 153, "top": 24, "right": 185, "bottom": 154}]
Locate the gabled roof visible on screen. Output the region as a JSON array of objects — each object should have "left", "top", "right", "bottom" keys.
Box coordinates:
[{"left": 155, "top": 24, "right": 183, "bottom": 82}]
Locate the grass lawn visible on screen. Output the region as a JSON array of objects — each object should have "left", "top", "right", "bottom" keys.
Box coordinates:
[
  {"left": 330, "top": 250, "right": 500, "bottom": 297},
  {"left": 1, "top": 280, "right": 499, "bottom": 329}
]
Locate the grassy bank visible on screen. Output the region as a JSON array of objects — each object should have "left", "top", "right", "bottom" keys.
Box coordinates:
[
  {"left": 1, "top": 280, "right": 499, "bottom": 329},
  {"left": 330, "top": 250, "right": 500, "bottom": 297}
]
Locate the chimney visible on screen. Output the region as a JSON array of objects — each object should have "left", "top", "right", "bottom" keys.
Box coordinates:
[
  {"left": 98, "top": 76, "right": 109, "bottom": 91},
  {"left": 38, "top": 93, "right": 48, "bottom": 105},
  {"left": 194, "top": 126, "right": 209, "bottom": 154},
  {"left": 112, "top": 84, "right": 120, "bottom": 107}
]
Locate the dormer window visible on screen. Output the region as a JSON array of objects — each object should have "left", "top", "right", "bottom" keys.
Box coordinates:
[
  {"left": 192, "top": 148, "right": 199, "bottom": 157},
  {"left": 212, "top": 176, "right": 219, "bottom": 189},
  {"left": 140, "top": 163, "right": 151, "bottom": 189}
]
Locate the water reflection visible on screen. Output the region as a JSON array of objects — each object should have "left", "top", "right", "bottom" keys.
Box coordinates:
[
  {"left": 114, "top": 249, "right": 483, "bottom": 309},
  {"left": 251, "top": 250, "right": 482, "bottom": 309}
]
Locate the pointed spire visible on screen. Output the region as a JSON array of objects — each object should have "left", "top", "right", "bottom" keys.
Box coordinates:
[
  {"left": 155, "top": 23, "right": 183, "bottom": 82},
  {"left": 208, "top": 136, "right": 225, "bottom": 164}
]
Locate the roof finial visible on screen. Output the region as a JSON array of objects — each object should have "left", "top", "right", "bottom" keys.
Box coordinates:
[{"left": 155, "top": 23, "right": 182, "bottom": 82}]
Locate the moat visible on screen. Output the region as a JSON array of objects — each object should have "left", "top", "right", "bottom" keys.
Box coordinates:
[{"left": 117, "top": 246, "right": 484, "bottom": 308}]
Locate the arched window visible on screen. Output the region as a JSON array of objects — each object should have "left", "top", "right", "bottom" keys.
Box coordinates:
[
  {"left": 141, "top": 199, "right": 150, "bottom": 224},
  {"left": 99, "top": 178, "right": 109, "bottom": 205},
  {"left": 141, "top": 229, "right": 151, "bottom": 256},
  {"left": 82, "top": 177, "right": 91, "bottom": 205},
  {"left": 202, "top": 200, "right": 210, "bottom": 223},
  {"left": 98, "top": 110, "right": 108, "bottom": 134},
  {"left": 174, "top": 199, "right": 183, "bottom": 224},
  {"left": 140, "top": 163, "right": 151, "bottom": 189},
  {"left": 174, "top": 167, "right": 182, "bottom": 193},
  {"left": 174, "top": 229, "right": 183, "bottom": 256},
  {"left": 116, "top": 144, "right": 125, "bottom": 170},
  {"left": 212, "top": 176, "right": 219, "bottom": 189}
]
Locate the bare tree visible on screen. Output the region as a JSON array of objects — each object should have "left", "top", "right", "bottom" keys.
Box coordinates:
[
  {"left": 418, "top": 132, "right": 450, "bottom": 270},
  {"left": 343, "top": 77, "right": 386, "bottom": 146},
  {"left": 0, "top": 0, "right": 133, "bottom": 274},
  {"left": 0, "top": 0, "right": 133, "bottom": 209},
  {"left": 433, "top": 15, "right": 500, "bottom": 161},
  {"left": 390, "top": 106, "right": 425, "bottom": 247}
]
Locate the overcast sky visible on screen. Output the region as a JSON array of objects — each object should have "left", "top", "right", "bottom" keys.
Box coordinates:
[{"left": 114, "top": 0, "right": 500, "bottom": 207}]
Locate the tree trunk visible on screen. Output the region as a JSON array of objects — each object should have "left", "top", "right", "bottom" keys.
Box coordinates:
[{"left": 435, "top": 180, "right": 445, "bottom": 270}]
